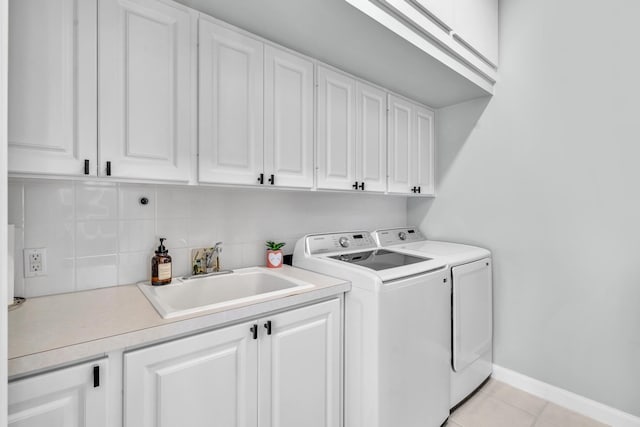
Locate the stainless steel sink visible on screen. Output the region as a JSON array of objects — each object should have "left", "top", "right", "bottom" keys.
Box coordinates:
[{"left": 138, "top": 267, "right": 314, "bottom": 319}]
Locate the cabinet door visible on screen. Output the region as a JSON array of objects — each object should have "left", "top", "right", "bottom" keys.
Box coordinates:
[
  {"left": 259, "top": 299, "right": 341, "bottom": 427},
  {"left": 8, "top": 359, "right": 108, "bottom": 427},
  {"left": 387, "top": 94, "right": 414, "bottom": 194},
  {"left": 199, "top": 18, "right": 264, "bottom": 185},
  {"left": 414, "top": 105, "right": 435, "bottom": 195},
  {"left": 264, "top": 46, "right": 314, "bottom": 189},
  {"left": 316, "top": 66, "right": 357, "bottom": 191},
  {"left": 453, "top": 0, "right": 499, "bottom": 66},
  {"left": 356, "top": 82, "right": 387, "bottom": 193},
  {"left": 124, "top": 322, "right": 258, "bottom": 427},
  {"left": 8, "top": 0, "right": 97, "bottom": 176},
  {"left": 98, "top": 0, "right": 194, "bottom": 181}
]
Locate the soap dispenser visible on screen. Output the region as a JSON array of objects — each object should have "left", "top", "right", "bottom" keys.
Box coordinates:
[{"left": 151, "top": 238, "right": 172, "bottom": 285}]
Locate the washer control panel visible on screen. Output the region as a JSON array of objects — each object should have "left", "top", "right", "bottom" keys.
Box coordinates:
[
  {"left": 375, "top": 227, "right": 426, "bottom": 246},
  {"left": 307, "top": 231, "right": 377, "bottom": 255}
]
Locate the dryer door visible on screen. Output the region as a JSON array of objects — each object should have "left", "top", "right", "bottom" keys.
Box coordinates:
[{"left": 452, "top": 258, "right": 492, "bottom": 372}]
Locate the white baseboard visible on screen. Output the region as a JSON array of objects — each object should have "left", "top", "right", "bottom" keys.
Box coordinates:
[{"left": 492, "top": 365, "right": 640, "bottom": 427}]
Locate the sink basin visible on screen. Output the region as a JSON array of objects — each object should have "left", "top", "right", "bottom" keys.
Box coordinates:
[{"left": 138, "top": 267, "right": 314, "bottom": 319}]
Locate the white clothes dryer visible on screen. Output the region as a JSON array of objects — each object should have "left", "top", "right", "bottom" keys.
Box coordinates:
[
  {"left": 373, "top": 227, "right": 493, "bottom": 409},
  {"left": 293, "top": 231, "right": 451, "bottom": 427}
]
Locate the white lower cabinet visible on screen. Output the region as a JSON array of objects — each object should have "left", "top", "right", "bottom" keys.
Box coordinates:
[
  {"left": 258, "top": 299, "right": 341, "bottom": 427},
  {"left": 124, "top": 298, "right": 341, "bottom": 427},
  {"left": 8, "top": 359, "right": 109, "bottom": 427},
  {"left": 125, "top": 321, "right": 258, "bottom": 427}
]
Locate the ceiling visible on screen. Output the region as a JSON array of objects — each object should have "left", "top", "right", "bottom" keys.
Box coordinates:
[{"left": 175, "top": 0, "right": 491, "bottom": 108}]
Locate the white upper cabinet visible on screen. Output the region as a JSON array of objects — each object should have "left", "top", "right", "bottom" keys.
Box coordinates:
[
  {"left": 414, "top": 104, "right": 435, "bottom": 195},
  {"left": 264, "top": 46, "right": 315, "bottom": 189},
  {"left": 453, "top": 0, "right": 499, "bottom": 66},
  {"left": 317, "top": 69, "right": 388, "bottom": 193},
  {"left": 8, "top": 359, "right": 109, "bottom": 427},
  {"left": 346, "top": 0, "right": 497, "bottom": 89},
  {"left": 388, "top": 94, "right": 434, "bottom": 195},
  {"left": 8, "top": 0, "right": 97, "bottom": 176},
  {"left": 316, "top": 66, "right": 357, "bottom": 191},
  {"left": 355, "top": 81, "right": 387, "bottom": 193},
  {"left": 99, "top": 0, "right": 195, "bottom": 181},
  {"left": 198, "top": 18, "right": 265, "bottom": 185}
]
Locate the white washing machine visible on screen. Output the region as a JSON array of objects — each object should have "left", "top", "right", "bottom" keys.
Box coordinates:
[
  {"left": 293, "top": 231, "right": 451, "bottom": 427},
  {"left": 373, "top": 227, "right": 493, "bottom": 409}
]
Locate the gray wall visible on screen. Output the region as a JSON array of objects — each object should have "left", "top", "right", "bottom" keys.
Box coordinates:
[{"left": 408, "top": 0, "right": 640, "bottom": 416}]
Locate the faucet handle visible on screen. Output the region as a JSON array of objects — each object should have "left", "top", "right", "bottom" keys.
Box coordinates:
[{"left": 213, "top": 241, "right": 223, "bottom": 253}]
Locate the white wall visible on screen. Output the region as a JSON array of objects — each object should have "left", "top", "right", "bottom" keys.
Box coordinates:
[
  {"left": 1, "top": 0, "right": 8, "bottom": 422},
  {"left": 409, "top": 0, "right": 640, "bottom": 417},
  {"left": 9, "top": 179, "right": 406, "bottom": 297}
]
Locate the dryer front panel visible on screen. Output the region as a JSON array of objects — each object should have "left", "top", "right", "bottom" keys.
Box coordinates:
[{"left": 452, "top": 258, "right": 493, "bottom": 372}]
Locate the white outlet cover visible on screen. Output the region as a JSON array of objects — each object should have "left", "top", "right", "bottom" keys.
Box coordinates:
[{"left": 23, "top": 248, "right": 47, "bottom": 278}]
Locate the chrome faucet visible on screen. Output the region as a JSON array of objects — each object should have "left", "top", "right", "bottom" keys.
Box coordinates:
[{"left": 212, "top": 242, "right": 223, "bottom": 272}]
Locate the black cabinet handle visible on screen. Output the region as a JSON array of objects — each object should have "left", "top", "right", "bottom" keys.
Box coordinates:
[
  {"left": 250, "top": 324, "right": 258, "bottom": 339},
  {"left": 93, "top": 365, "right": 100, "bottom": 388},
  {"left": 106, "top": 161, "right": 111, "bottom": 176},
  {"left": 257, "top": 173, "right": 264, "bottom": 184},
  {"left": 264, "top": 320, "right": 272, "bottom": 335},
  {"left": 268, "top": 174, "right": 275, "bottom": 185},
  {"left": 84, "top": 159, "right": 90, "bottom": 175},
  {"left": 411, "top": 186, "right": 416, "bottom": 193},
  {"left": 417, "top": 186, "right": 421, "bottom": 194},
  {"left": 352, "top": 181, "right": 359, "bottom": 190},
  {"left": 359, "top": 182, "right": 365, "bottom": 191}
]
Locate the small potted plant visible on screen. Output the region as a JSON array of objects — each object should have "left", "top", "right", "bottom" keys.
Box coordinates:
[{"left": 265, "top": 241, "right": 286, "bottom": 268}]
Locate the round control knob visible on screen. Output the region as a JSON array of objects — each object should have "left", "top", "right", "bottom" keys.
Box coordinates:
[
  {"left": 398, "top": 232, "right": 407, "bottom": 241},
  {"left": 338, "top": 237, "right": 350, "bottom": 248}
]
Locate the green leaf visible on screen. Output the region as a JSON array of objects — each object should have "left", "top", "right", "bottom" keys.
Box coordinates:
[{"left": 265, "top": 241, "right": 286, "bottom": 250}]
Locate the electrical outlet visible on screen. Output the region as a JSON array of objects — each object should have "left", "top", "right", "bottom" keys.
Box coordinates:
[{"left": 24, "top": 248, "right": 47, "bottom": 278}]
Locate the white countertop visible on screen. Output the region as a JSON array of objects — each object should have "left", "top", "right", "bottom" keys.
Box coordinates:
[{"left": 8, "top": 266, "right": 350, "bottom": 377}]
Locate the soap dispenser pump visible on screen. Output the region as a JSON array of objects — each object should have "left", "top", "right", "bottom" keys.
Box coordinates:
[{"left": 151, "top": 238, "right": 172, "bottom": 285}]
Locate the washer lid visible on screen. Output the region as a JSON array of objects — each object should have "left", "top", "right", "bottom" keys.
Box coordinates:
[{"left": 328, "top": 249, "right": 432, "bottom": 271}]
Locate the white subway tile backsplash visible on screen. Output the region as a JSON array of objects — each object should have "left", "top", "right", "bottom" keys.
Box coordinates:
[
  {"left": 169, "top": 248, "right": 190, "bottom": 278},
  {"left": 76, "top": 255, "right": 118, "bottom": 291},
  {"left": 24, "top": 258, "right": 75, "bottom": 297},
  {"left": 12, "top": 226, "right": 25, "bottom": 298},
  {"left": 24, "top": 222, "right": 74, "bottom": 258},
  {"left": 9, "top": 178, "right": 407, "bottom": 296},
  {"left": 187, "top": 217, "right": 222, "bottom": 248},
  {"left": 242, "top": 242, "right": 267, "bottom": 268},
  {"left": 156, "top": 187, "right": 192, "bottom": 219},
  {"left": 118, "top": 251, "right": 151, "bottom": 285},
  {"left": 75, "top": 182, "right": 118, "bottom": 221},
  {"left": 24, "top": 180, "right": 74, "bottom": 224},
  {"left": 119, "top": 220, "right": 155, "bottom": 253},
  {"left": 76, "top": 221, "right": 118, "bottom": 257},
  {"left": 8, "top": 181, "right": 24, "bottom": 227},
  {"left": 118, "top": 185, "right": 156, "bottom": 220},
  {"left": 157, "top": 219, "right": 190, "bottom": 250}
]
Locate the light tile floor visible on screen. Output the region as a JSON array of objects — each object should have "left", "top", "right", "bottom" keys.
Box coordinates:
[{"left": 446, "top": 379, "right": 609, "bottom": 427}]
